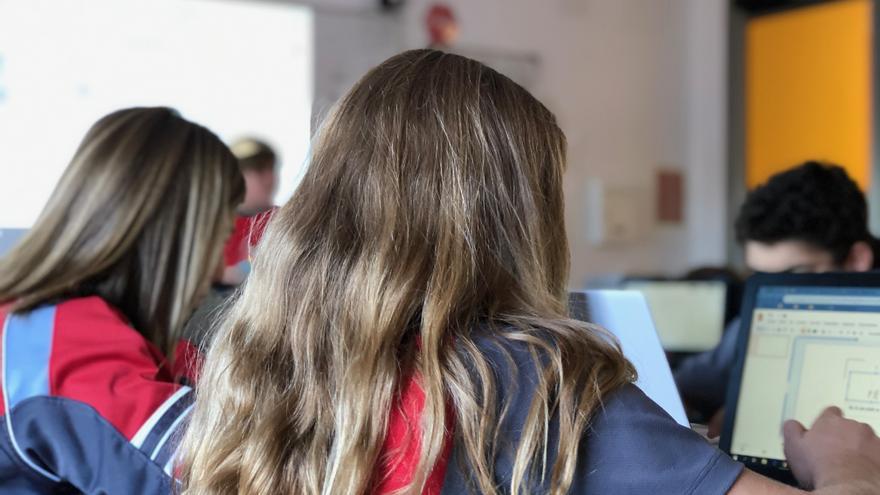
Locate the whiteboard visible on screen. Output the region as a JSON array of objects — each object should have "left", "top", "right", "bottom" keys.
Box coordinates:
[{"left": 0, "top": 0, "right": 313, "bottom": 230}]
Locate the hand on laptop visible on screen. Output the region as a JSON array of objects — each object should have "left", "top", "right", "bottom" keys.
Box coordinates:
[{"left": 783, "top": 406, "right": 880, "bottom": 492}]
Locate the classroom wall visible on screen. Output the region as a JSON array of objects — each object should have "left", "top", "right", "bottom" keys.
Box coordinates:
[
  {"left": 311, "top": 0, "right": 730, "bottom": 286},
  {"left": 312, "top": 6, "right": 403, "bottom": 121}
]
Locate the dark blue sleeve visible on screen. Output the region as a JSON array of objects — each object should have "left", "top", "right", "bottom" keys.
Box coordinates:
[
  {"left": 576, "top": 385, "right": 743, "bottom": 494},
  {"left": 442, "top": 333, "right": 743, "bottom": 494},
  {"left": 674, "top": 318, "right": 742, "bottom": 418},
  {"left": 0, "top": 397, "right": 172, "bottom": 494}
]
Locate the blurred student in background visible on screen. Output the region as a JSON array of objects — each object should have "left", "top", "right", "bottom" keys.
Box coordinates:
[
  {"left": 676, "top": 162, "right": 880, "bottom": 430},
  {"left": 179, "top": 50, "right": 880, "bottom": 494},
  {"left": 221, "top": 138, "right": 278, "bottom": 285},
  {"left": 0, "top": 107, "right": 244, "bottom": 493},
  {"left": 184, "top": 139, "right": 279, "bottom": 350}
]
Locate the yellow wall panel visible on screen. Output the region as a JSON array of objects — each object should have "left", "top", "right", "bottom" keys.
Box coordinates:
[{"left": 746, "top": 0, "right": 872, "bottom": 189}]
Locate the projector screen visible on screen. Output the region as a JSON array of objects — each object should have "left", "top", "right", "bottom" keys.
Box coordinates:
[{"left": 0, "top": 0, "right": 313, "bottom": 232}]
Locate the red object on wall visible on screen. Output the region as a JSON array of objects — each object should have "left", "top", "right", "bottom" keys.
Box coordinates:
[
  {"left": 426, "top": 4, "right": 458, "bottom": 46},
  {"left": 657, "top": 170, "right": 684, "bottom": 223}
]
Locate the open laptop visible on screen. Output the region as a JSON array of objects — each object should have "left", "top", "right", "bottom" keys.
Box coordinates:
[
  {"left": 569, "top": 290, "right": 689, "bottom": 427},
  {"left": 720, "top": 272, "right": 880, "bottom": 484},
  {"left": 622, "top": 279, "right": 727, "bottom": 352}
]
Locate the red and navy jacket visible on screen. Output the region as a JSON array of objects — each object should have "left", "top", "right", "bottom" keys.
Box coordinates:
[
  {"left": 373, "top": 332, "right": 744, "bottom": 494},
  {"left": 0, "top": 296, "right": 194, "bottom": 493}
]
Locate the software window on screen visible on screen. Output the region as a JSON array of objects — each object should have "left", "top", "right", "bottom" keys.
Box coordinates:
[{"left": 731, "top": 287, "right": 880, "bottom": 463}]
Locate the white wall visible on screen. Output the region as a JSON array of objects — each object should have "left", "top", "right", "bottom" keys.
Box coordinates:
[
  {"left": 313, "top": 6, "right": 403, "bottom": 121},
  {"left": 311, "top": 0, "right": 729, "bottom": 286},
  {"left": 683, "top": 0, "right": 729, "bottom": 270}
]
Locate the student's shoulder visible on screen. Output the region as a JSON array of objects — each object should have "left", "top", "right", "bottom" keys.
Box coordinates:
[
  {"left": 464, "top": 323, "right": 584, "bottom": 387},
  {"left": 1, "top": 295, "right": 153, "bottom": 369},
  {"left": 0, "top": 297, "right": 189, "bottom": 487},
  {"left": 51, "top": 295, "right": 164, "bottom": 355},
  {"left": 45, "top": 297, "right": 186, "bottom": 439},
  {"left": 457, "top": 326, "right": 743, "bottom": 494},
  {"left": 465, "top": 323, "right": 552, "bottom": 361},
  {"left": 54, "top": 295, "right": 136, "bottom": 328},
  {"left": 577, "top": 384, "right": 743, "bottom": 493}
]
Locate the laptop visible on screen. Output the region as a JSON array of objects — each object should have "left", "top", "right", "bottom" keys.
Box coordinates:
[
  {"left": 569, "top": 291, "right": 689, "bottom": 427},
  {"left": 720, "top": 272, "right": 880, "bottom": 484},
  {"left": 622, "top": 279, "right": 727, "bottom": 352}
]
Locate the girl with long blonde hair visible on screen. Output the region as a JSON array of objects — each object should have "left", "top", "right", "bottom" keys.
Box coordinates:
[
  {"left": 0, "top": 107, "right": 244, "bottom": 493},
  {"left": 181, "top": 50, "right": 880, "bottom": 494}
]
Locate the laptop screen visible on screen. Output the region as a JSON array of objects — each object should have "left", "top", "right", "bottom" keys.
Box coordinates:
[
  {"left": 622, "top": 280, "right": 727, "bottom": 352},
  {"left": 729, "top": 285, "right": 880, "bottom": 467}
]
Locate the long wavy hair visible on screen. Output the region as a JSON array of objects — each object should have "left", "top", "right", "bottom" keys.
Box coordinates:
[
  {"left": 180, "top": 50, "right": 633, "bottom": 494},
  {"left": 0, "top": 107, "right": 244, "bottom": 356}
]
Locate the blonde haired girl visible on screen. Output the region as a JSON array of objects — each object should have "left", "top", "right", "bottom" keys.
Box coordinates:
[{"left": 181, "top": 51, "right": 880, "bottom": 495}]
